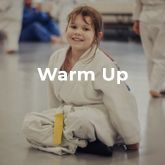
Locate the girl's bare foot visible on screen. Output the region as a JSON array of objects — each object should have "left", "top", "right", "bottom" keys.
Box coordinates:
[
  {"left": 149, "top": 90, "right": 161, "bottom": 98},
  {"left": 126, "top": 143, "right": 139, "bottom": 151},
  {"left": 6, "top": 50, "right": 17, "bottom": 54}
]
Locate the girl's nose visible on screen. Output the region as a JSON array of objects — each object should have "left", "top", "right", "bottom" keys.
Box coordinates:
[{"left": 74, "top": 28, "right": 81, "bottom": 35}]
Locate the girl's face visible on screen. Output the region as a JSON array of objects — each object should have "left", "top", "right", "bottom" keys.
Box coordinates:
[{"left": 66, "top": 14, "right": 95, "bottom": 53}]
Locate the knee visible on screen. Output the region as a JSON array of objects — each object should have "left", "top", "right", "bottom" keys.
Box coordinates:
[
  {"left": 22, "top": 114, "right": 36, "bottom": 136},
  {"left": 22, "top": 112, "right": 55, "bottom": 146},
  {"left": 22, "top": 113, "right": 45, "bottom": 140}
]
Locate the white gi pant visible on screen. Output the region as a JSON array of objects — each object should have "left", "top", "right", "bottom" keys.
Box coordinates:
[
  {"left": 0, "top": 20, "right": 22, "bottom": 51},
  {"left": 140, "top": 21, "right": 165, "bottom": 91},
  {"left": 0, "top": 0, "right": 23, "bottom": 51},
  {"left": 23, "top": 105, "right": 116, "bottom": 155}
]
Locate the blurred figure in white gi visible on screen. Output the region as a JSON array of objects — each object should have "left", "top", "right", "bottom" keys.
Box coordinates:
[
  {"left": 50, "top": 0, "right": 84, "bottom": 42},
  {"left": 133, "top": 0, "right": 165, "bottom": 97},
  {"left": 0, "top": 0, "right": 23, "bottom": 54}
]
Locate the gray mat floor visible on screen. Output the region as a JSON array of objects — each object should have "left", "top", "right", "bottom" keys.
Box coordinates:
[{"left": 0, "top": 41, "right": 165, "bottom": 165}]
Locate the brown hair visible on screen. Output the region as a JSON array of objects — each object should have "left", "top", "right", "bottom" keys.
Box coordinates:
[{"left": 67, "top": 5, "right": 103, "bottom": 46}]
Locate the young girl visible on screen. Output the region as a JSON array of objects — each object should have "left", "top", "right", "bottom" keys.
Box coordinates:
[{"left": 23, "top": 6, "right": 140, "bottom": 156}]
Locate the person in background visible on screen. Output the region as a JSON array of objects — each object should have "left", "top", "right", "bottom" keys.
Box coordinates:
[
  {"left": 133, "top": 0, "right": 165, "bottom": 98},
  {"left": 20, "top": 0, "right": 61, "bottom": 44},
  {"left": 50, "top": 0, "right": 78, "bottom": 42},
  {"left": 23, "top": 6, "right": 140, "bottom": 156},
  {"left": 0, "top": 0, "right": 23, "bottom": 54}
]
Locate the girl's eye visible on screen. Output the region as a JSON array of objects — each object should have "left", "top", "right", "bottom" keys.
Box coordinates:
[
  {"left": 70, "top": 25, "right": 77, "bottom": 29},
  {"left": 83, "top": 27, "right": 90, "bottom": 31}
]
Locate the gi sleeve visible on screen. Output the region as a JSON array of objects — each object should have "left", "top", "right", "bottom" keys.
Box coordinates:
[
  {"left": 133, "top": 0, "right": 142, "bottom": 21},
  {"left": 48, "top": 53, "right": 61, "bottom": 109},
  {"left": 93, "top": 63, "right": 140, "bottom": 145}
]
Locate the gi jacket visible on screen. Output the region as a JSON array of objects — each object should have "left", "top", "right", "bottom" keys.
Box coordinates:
[{"left": 48, "top": 46, "right": 140, "bottom": 146}]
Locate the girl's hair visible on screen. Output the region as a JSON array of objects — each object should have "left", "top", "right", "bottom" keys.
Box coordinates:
[{"left": 67, "top": 5, "right": 103, "bottom": 46}]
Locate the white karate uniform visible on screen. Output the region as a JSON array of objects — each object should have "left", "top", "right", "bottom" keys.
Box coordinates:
[
  {"left": 0, "top": 0, "right": 23, "bottom": 51},
  {"left": 133, "top": 0, "right": 165, "bottom": 91},
  {"left": 23, "top": 46, "right": 140, "bottom": 155}
]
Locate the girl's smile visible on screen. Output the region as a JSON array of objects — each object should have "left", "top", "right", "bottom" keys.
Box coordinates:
[{"left": 71, "top": 35, "right": 84, "bottom": 42}]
